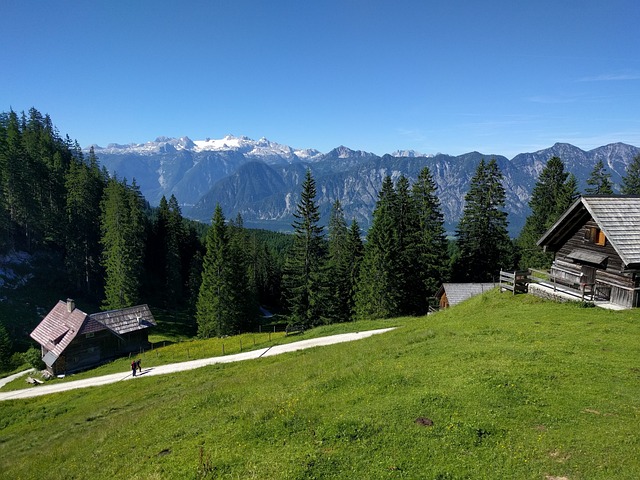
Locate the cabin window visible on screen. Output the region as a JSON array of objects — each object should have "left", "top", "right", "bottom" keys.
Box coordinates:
[
  {"left": 585, "top": 227, "right": 606, "bottom": 246},
  {"left": 85, "top": 332, "right": 94, "bottom": 339}
]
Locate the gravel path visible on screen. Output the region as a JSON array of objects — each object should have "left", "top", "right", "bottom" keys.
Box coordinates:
[{"left": 0, "top": 328, "right": 395, "bottom": 402}]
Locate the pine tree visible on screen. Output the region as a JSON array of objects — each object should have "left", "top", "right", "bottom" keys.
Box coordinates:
[
  {"left": 453, "top": 159, "right": 512, "bottom": 282},
  {"left": 621, "top": 155, "right": 640, "bottom": 195},
  {"left": 165, "top": 194, "right": 184, "bottom": 305},
  {"left": 196, "top": 204, "right": 236, "bottom": 338},
  {"left": 64, "top": 146, "right": 105, "bottom": 295},
  {"left": 345, "top": 219, "right": 364, "bottom": 320},
  {"left": 517, "top": 157, "right": 578, "bottom": 269},
  {"left": 326, "top": 200, "right": 352, "bottom": 323},
  {"left": 393, "top": 175, "right": 422, "bottom": 315},
  {"left": 585, "top": 159, "right": 614, "bottom": 194},
  {"left": 100, "top": 177, "right": 146, "bottom": 309},
  {"left": 282, "top": 169, "right": 328, "bottom": 327},
  {"left": 0, "top": 321, "right": 11, "bottom": 369},
  {"left": 228, "top": 213, "right": 259, "bottom": 330},
  {"left": 355, "top": 176, "right": 402, "bottom": 319},
  {"left": 196, "top": 205, "right": 247, "bottom": 337},
  {"left": 412, "top": 167, "right": 449, "bottom": 308}
]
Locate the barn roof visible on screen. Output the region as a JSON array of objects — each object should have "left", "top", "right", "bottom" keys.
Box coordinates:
[
  {"left": 537, "top": 196, "right": 640, "bottom": 268},
  {"left": 89, "top": 304, "right": 156, "bottom": 335},
  {"left": 30, "top": 300, "right": 93, "bottom": 365},
  {"left": 436, "top": 283, "right": 496, "bottom": 307},
  {"left": 30, "top": 301, "right": 156, "bottom": 366}
]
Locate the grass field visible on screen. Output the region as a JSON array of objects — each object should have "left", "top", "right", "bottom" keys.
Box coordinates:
[{"left": 1, "top": 290, "right": 639, "bottom": 479}]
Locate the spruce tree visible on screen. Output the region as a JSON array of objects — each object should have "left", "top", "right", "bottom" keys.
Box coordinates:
[
  {"left": 453, "top": 159, "right": 512, "bottom": 282},
  {"left": 327, "top": 200, "right": 352, "bottom": 323},
  {"left": 355, "top": 176, "right": 402, "bottom": 319},
  {"left": 228, "top": 213, "right": 259, "bottom": 329},
  {"left": 585, "top": 159, "right": 614, "bottom": 194},
  {"left": 100, "top": 177, "right": 146, "bottom": 309},
  {"left": 621, "top": 155, "right": 640, "bottom": 195},
  {"left": 345, "top": 219, "right": 364, "bottom": 319},
  {"left": 196, "top": 205, "right": 239, "bottom": 337},
  {"left": 165, "top": 194, "right": 185, "bottom": 305},
  {"left": 517, "top": 156, "right": 578, "bottom": 269},
  {"left": 393, "top": 175, "right": 422, "bottom": 315},
  {"left": 64, "top": 147, "right": 105, "bottom": 295},
  {"left": 282, "top": 169, "right": 327, "bottom": 327},
  {"left": 412, "top": 166, "right": 449, "bottom": 308},
  {"left": 0, "top": 321, "right": 11, "bottom": 369}
]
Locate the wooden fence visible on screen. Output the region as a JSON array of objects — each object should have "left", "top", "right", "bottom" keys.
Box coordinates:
[{"left": 499, "top": 270, "right": 529, "bottom": 294}]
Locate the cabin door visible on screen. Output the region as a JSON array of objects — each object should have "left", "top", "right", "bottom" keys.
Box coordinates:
[{"left": 580, "top": 265, "right": 596, "bottom": 284}]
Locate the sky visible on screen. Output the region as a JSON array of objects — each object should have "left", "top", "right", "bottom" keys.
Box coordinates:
[{"left": 2, "top": 0, "right": 640, "bottom": 159}]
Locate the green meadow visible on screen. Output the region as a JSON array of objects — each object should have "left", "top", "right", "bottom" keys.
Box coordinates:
[{"left": 1, "top": 290, "right": 639, "bottom": 479}]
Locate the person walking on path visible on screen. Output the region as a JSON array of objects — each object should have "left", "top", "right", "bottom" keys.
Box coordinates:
[
  {"left": 131, "top": 360, "right": 137, "bottom": 377},
  {"left": 136, "top": 359, "right": 142, "bottom": 373}
]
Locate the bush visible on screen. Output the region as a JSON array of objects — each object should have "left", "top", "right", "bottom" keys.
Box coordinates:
[
  {"left": 0, "top": 322, "right": 11, "bottom": 368},
  {"left": 23, "top": 347, "right": 45, "bottom": 370}
]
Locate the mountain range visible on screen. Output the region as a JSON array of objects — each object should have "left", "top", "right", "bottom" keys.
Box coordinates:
[{"left": 89, "top": 136, "right": 640, "bottom": 235}]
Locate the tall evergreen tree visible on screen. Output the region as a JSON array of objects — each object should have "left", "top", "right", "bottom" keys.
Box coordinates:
[
  {"left": 346, "top": 219, "right": 364, "bottom": 319},
  {"left": 0, "top": 321, "right": 11, "bottom": 369},
  {"left": 393, "top": 175, "right": 422, "bottom": 315},
  {"left": 412, "top": 166, "right": 449, "bottom": 307},
  {"left": 196, "top": 205, "right": 230, "bottom": 337},
  {"left": 165, "top": 194, "right": 185, "bottom": 305},
  {"left": 326, "top": 200, "right": 352, "bottom": 323},
  {"left": 282, "top": 169, "right": 327, "bottom": 327},
  {"left": 196, "top": 205, "right": 248, "bottom": 337},
  {"left": 621, "top": 155, "right": 640, "bottom": 195},
  {"left": 100, "top": 177, "right": 146, "bottom": 309},
  {"left": 585, "top": 159, "right": 614, "bottom": 194},
  {"left": 355, "top": 175, "right": 402, "bottom": 319},
  {"left": 64, "top": 146, "right": 105, "bottom": 295},
  {"left": 453, "top": 159, "right": 512, "bottom": 282},
  {"left": 228, "top": 213, "right": 259, "bottom": 329},
  {"left": 517, "top": 157, "right": 578, "bottom": 269}
]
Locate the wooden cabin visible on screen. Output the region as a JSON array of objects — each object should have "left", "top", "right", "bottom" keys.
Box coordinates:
[
  {"left": 537, "top": 196, "right": 640, "bottom": 309},
  {"left": 435, "top": 283, "right": 496, "bottom": 309},
  {"left": 30, "top": 299, "right": 156, "bottom": 375}
]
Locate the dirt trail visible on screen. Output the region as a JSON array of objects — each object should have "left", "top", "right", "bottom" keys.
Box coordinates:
[{"left": 0, "top": 328, "right": 395, "bottom": 402}]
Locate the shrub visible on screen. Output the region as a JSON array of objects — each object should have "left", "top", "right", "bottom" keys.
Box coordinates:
[{"left": 23, "top": 347, "right": 45, "bottom": 370}]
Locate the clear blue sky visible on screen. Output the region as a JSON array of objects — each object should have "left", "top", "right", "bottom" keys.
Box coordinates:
[{"left": 2, "top": 0, "right": 639, "bottom": 158}]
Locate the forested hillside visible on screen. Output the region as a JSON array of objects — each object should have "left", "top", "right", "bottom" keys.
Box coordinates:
[{"left": 3, "top": 108, "right": 638, "bottom": 374}]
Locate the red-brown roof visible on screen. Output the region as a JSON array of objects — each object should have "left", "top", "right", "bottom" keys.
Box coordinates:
[
  {"left": 30, "top": 302, "right": 156, "bottom": 359},
  {"left": 30, "top": 300, "right": 91, "bottom": 358}
]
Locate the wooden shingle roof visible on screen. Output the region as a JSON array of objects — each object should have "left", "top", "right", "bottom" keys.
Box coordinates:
[
  {"left": 90, "top": 304, "right": 156, "bottom": 335},
  {"left": 436, "top": 283, "right": 496, "bottom": 307},
  {"left": 538, "top": 196, "right": 640, "bottom": 268},
  {"left": 30, "top": 302, "right": 156, "bottom": 366},
  {"left": 30, "top": 300, "right": 91, "bottom": 363}
]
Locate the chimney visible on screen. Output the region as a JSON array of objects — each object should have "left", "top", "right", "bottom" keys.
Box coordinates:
[{"left": 66, "top": 298, "right": 75, "bottom": 312}]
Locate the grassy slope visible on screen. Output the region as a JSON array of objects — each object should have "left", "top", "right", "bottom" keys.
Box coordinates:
[{"left": 1, "top": 291, "right": 639, "bottom": 479}]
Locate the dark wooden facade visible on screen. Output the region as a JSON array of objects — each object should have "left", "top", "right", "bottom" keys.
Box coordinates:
[
  {"left": 31, "top": 300, "right": 156, "bottom": 375},
  {"left": 538, "top": 196, "right": 640, "bottom": 309}
]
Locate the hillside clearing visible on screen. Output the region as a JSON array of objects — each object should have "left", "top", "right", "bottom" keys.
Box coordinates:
[{"left": 1, "top": 290, "right": 639, "bottom": 479}]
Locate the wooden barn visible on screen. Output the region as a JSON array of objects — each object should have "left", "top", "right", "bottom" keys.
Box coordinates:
[
  {"left": 435, "top": 283, "right": 496, "bottom": 309},
  {"left": 30, "top": 299, "right": 156, "bottom": 375},
  {"left": 537, "top": 196, "right": 640, "bottom": 309}
]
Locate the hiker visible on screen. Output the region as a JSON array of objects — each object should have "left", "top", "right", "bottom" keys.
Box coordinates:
[
  {"left": 136, "top": 359, "right": 142, "bottom": 373},
  {"left": 131, "top": 360, "right": 137, "bottom": 377}
]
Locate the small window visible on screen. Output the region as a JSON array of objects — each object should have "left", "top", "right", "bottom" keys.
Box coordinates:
[
  {"left": 85, "top": 332, "right": 94, "bottom": 339},
  {"left": 585, "top": 227, "right": 606, "bottom": 246}
]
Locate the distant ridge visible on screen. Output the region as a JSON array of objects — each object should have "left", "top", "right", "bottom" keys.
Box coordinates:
[{"left": 89, "top": 137, "right": 640, "bottom": 235}]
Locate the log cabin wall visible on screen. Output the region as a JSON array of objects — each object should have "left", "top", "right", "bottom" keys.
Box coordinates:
[{"left": 556, "top": 220, "right": 624, "bottom": 272}]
